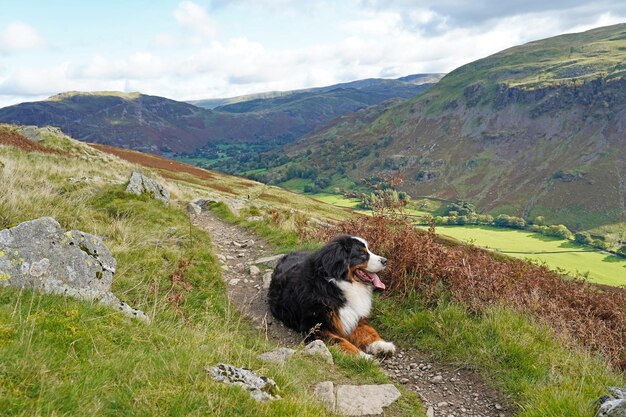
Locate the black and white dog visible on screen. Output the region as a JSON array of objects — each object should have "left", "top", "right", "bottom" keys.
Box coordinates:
[{"left": 268, "top": 235, "right": 396, "bottom": 358}]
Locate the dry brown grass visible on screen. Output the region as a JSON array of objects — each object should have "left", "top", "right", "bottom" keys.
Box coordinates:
[{"left": 312, "top": 214, "right": 626, "bottom": 370}]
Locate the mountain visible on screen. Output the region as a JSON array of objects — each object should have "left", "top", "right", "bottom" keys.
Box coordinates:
[
  {"left": 268, "top": 24, "right": 626, "bottom": 231},
  {"left": 0, "top": 74, "right": 441, "bottom": 155},
  {"left": 188, "top": 74, "right": 444, "bottom": 110}
]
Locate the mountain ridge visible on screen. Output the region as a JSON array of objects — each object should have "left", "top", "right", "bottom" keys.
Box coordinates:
[{"left": 0, "top": 73, "right": 441, "bottom": 155}]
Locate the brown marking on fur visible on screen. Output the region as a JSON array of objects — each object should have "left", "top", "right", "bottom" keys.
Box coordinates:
[
  {"left": 349, "top": 319, "right": 383, "bottom": 350},
  {"left": 318, "top": 329, "right": 362, "bottom": 354}
]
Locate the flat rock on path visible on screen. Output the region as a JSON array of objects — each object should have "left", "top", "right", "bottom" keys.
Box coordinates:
[{"left": 193, "top": 211, "right": 513, "bottom": 416}]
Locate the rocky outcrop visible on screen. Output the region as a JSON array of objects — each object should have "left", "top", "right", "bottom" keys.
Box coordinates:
[
  {"left": 126, "top": 171, "right": 170, "bottom": 205},
  {"left": 18, "top": 125, "right": 67, "bottom": 142},
  {"left": 208, "top": 363, "right": 281, "bottom": 401},
  {"left": 0, "top": 217, "right": 148, "bottom": 321},
  {"left": 597, "top": 387, "right": 626, "bottom": 417}
]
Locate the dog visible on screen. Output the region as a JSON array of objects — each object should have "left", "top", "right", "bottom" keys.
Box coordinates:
[{"left": 267, "top": 235, "right": 396, "bottom": 358}]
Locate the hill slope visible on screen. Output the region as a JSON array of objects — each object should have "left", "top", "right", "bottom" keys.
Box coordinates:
[
  {"left": 0, "top": 74, "right": 441, "bottom": 156},
  {"left": 271, "top": 24, "right": 626, "bottom": 231}
]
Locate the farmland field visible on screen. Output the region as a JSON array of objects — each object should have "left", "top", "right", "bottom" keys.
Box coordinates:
[{"left": 422, "top": 225, "right": 626, "bottom": 287}]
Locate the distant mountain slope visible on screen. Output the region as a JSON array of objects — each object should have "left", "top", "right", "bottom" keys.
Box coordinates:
[
  {"left": 0, "top": 74, "right": 441, "bottom": 155},
  {"left": 188, "top": 74, "right": 444, "bottom": 110},
  {"left": 270, "top": 24, "right": 626, "bottom": 230}
]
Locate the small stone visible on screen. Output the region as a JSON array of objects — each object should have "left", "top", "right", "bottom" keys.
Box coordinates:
[
  {"left": 262, "top": 271, "right": 273, "bottom": 289},
  {"left": 426, "top": 406, "right": 435, "bottom": 417},
  {"left": 399, "top": 378, "right": 409, "bottom": 384},
  {"left": 257, "top": 347, "right": 295, "bottom": 364},
  {"left": 249, "top": 265, "right": 261, "bottom": 276},
  {"left": 431, "top": 375, "right": 444, "bottom": 384},
  {"left": 313, "top": 381, "right": 335, "bottom": 411},
  {"left": 229, "top": 279, "right": 239, "bottom": 285},
  {"left": 495, "top": 404, "right": 503, "bottom": 410},
  {"left": 438, "top": 401, "right": 448, "bottom": 407},
  {"left": 336, "top": 384, "right": 401, "bottom": 415},
  {"left": 208, "top": 363, "right": 280, "bottom": 402},
  {"left": 303, "top": 340, "right": 334, "bottom": 364},
  {"left": 254, "top": 254, "right": 285, "bottom": 269},
  {"left": 217, "top": 254, "right": 226, "bottom": 261}
]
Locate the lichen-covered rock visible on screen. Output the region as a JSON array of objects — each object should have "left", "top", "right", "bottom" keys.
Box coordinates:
[
  {"left": 0, "top": 217, "right": 148, "bottom": 321},
  {"left": 208, "top": 363, "right": 281, "bottom": 401},
  {"left": 126, "top": 171, "right": 170, "bottom": 205},
  {"left": 597, "top": 387, "right": 626, "bottom": 417}
]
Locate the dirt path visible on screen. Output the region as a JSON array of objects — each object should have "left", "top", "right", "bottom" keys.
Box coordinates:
[{"left": 193, "top": 211, "right": 513, "bottom": 417}]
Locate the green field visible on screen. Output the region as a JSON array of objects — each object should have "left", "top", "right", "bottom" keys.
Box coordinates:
[
  {"left": 423, "top": 225, "right": 626, "bottom": 286},
  {"left": 305, "top": 192, "right": 625, "bottom": 286}
]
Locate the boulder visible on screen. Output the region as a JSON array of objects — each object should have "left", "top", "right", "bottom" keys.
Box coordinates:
[
  {"left": 597, "top": 387, "right": 626, "bottom": 417},
  {"left": 254, "top": 254, "right": 285, "bottom": 269},
  {"left": 126, "top": 171, "right": 170, "bottom": 205},
  {"left": 303, "top": 340, "right": 333, "bottom": 364},
  {"left": 0, "top": 217, "right": 148, "bottom": 321},
  {"left": 335, "top": 384, "right": 401, "bottom": 416},
  {"left": 192, "top": 198, "right": 218, "bottom": 210},
  {"left": 257, "top": 347, "right": 295, "bottom": 364},
  {"left": 208, "top": 363, "right": 280, "bottom": 402}
]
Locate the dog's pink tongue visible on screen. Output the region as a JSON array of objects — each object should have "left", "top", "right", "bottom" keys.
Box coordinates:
[{"left": 369, "top": 272, "right": 386, "bottom": 290}]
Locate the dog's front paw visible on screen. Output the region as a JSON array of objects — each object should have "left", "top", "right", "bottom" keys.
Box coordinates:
[
  {"left": 358, "top": 351, "right": 376, "bottom": 361},
  {"left": 366, "top": 340, "right": 396, "bottom": 357}
]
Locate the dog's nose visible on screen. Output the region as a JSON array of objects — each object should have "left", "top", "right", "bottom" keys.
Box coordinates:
[{"left": 380, "top": 257, "right": 387, "bottom": 266}]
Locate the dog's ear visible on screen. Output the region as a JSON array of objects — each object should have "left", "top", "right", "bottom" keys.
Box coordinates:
[{"left": 314, "top": 241, "right": 349, "bottom": 280}]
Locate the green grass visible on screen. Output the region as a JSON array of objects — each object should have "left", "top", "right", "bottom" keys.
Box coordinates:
[
  {"left": 0, "top": 133, "right": 422, "bottom": 416},
  {"left": 279, "top": 178, "right": 314, "bottom": 193},
  {"left": 421, "top": 225, "right": 626, "bottom": 286},
  {"left": 374, "top": 294, "right": 625, "bottom": 417}
]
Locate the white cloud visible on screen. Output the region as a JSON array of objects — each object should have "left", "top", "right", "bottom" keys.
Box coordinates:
[
  {"left": 1, "top": 3, "right": 626, "bottom": 107},
  {"left": 174, "top": 1, "right": 218, "bottom": 39},
  {"left": 0, "top": 21, "right": 43, "bottom": 53},
  {"left": 154, "top": 33, "right": 177, "bottom": 47}
]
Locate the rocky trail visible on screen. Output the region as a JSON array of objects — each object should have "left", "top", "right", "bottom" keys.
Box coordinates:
[{"left": 193, "top": 210, "right": 513, "bottom": 417}]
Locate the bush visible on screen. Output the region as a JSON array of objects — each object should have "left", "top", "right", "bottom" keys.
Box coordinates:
[{"left": 574, "top": 232, "right": 594, "bottom": 245}]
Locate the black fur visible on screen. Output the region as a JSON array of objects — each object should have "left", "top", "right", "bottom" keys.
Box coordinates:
[{"left": 267, "top": 235, "right": 371, "bottom": 335}]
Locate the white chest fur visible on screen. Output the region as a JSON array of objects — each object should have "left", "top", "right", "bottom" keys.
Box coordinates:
[{"left": 335, "top": 281, "right": 373, "bottom": 336}]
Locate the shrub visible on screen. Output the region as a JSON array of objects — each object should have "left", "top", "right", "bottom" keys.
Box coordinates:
[{"left": 574, "top": 232, "right": 594, "bottom": 245}]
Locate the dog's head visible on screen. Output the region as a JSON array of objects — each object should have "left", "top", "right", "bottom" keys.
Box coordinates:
[{"left": 313, "top": 235, "right": 387, "bottom": 289}]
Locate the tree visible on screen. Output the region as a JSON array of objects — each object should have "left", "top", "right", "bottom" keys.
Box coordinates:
[{"left": 574, "top": 232, "right": 593, "bottom": 246}]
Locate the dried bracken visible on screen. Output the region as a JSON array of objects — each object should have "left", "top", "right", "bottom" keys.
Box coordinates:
[{"left": 312, "top": 214, "right": 626, "bottom": 370}]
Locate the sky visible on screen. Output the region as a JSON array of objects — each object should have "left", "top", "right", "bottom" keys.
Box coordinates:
[{"left": 0, "top": 1, "right": 625, "bottom": 107}]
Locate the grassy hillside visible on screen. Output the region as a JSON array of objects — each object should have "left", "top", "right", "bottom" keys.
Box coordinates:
[
  {"left": 2, "top": 124, "right": 625, "bottom": 417},
  {"left": 0, "top": 125, "right": 418, "bottom": 416},
  {"left": 266, "top": 24, "right": 626, "bottom": 233}
]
